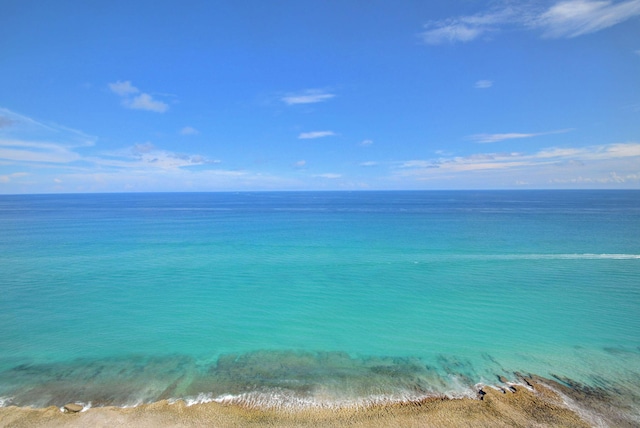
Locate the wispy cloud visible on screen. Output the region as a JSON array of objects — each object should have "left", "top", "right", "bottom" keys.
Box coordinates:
[
  {"left": 124, "top": 94, "right": 169, "bottom": 113},
  {"left": 0, "top": 139, "right": 83, "bottom": 164},
  {"left": 551, "top": 171, "right": 640, "bottom": 184},
  {"left": 0, "top": 172, "right": 28, "bottom": 184},
  {"left": 294, "top": 160, "right": 307, "bottom": 168},
  {"left": 360, "top": 139, "right": 374, "bottom": 146},
  {"left": 108, "top": 80, "right": 139, "bottom": 97},
  {"left": 313, "top": 173, "right": 342, "bottom": 179},
  {"left": 0, "top": 108, "right": 308, "bottom": 193},
  {"left": 359, "top": 161, "right": 379, "bottom": 167},
  {"left": 421, "top": 5, "right": 521, "bottom": 44},
  {"left": 395, "top": 142, "right": 640, "bottom": 181},
  {"left": 475, "top": 80, "right": 493, "bottom": 89},
  {"left": 0, "top": 108, "right": 95, "bottom": 165},
  {"left": 472, "top": 133, "right": 540, "bottom": 143},
  {"left": 535, "top": 0, "right": 640, "bottom": 38},
  {"left": 421, "top": 0, "right": 640, "bottom": 44},
  {"left": 282, "top": 89, "right": 335, "bottom": 105},
  {"left": 180, "top": 126, "right": 199, "bottom": 135},
  {"left": 0, "top": 108, "right": 96, "bottom": 144},
  {"left": 399, "top": 160, "right": 441, "bottom": 169},
  {"left": 0, "top": 108, "right": 221, "bottom": 173},
  {"left": 109, "top": 80, "right": 169, "bottom": 113},
  {"left": 96, "top": 143, "right": 220, "bottom": 170},
  {"left": 422, "top": 23, "right": 485, "bottom": 44},
  {"left": 298, "top": 131, "right": 336, "bottom": 139},
  {"left": 469, "top": 128, "right": 573, "bottom": 143}
]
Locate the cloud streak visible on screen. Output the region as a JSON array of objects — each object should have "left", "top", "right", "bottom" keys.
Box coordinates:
[
  {"left": 0, "top": 108, "right": 96, "bottom": 165},
  {"left": 475, "top": 80, "right": 493, "bottom": 89},
  {"left": 421, "top": 0, "right": 640, "bottom": 44},
  {"left": 396, "top": 142, "right": 640, "bottom": 178},
  {"left": 535, "top": 0, "right": 640, "bottom": 38},
  {"left": 0, "top": 172, "right": 28, "bottom": 184},
  {"left": 282, "top": 89, "right": 335, "bottom": 105},
  {"left": 95, "top": 143, "right": 220, "bottom": 170},
  {"left": 469, "top": 128, "right": 573, "bottom": 143},
  {"left": 298, "top": 131, "right": 336, "bottom": 139},
  {"left": 0, "top": 109, "right": 220, "bottom": 173},
  {"left": 0, "top": 139, "right": 83, "bottom": 164},
  {"left": 313, "top": 173, "right": 342, "bottom": 179}
]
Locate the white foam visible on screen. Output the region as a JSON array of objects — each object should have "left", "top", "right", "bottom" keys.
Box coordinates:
[
  {"left": 175, "top": 388, "right": 475, "bottom": 411},
  {"left": 0, "top": 396, "right": 13, "bottom": 407},
  {"left": 455, "top": 254, "right": 640, "bottom": 261},
  {"left": 59, "top": 402, "right": 92, "bottom": 413},
  {"left": 535, "top": 380, "right": 609, "bottom": 428},
  {"left": 183, "top": 393, "right": 216, "bottom": 406}
]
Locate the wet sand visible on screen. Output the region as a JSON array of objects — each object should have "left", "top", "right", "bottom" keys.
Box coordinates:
[{"left": 1, "top": 376, "right": 617, "bottom": 428}]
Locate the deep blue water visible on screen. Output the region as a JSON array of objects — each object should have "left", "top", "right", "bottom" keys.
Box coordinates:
[{"left": 0, "top": 191, "right": 639, "bottom": 413}]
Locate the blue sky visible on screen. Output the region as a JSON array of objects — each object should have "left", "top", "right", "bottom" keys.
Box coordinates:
[{"left": 1, "top": 0, "right": 639, "bottom": 193}]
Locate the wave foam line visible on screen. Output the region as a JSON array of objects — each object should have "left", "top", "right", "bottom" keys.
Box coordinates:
[
  {"left": 176, "top": 388, "right": 479, "bottom": 410},
  {"left": 461, "top": 254, "right": 640, "bottom": 261}
]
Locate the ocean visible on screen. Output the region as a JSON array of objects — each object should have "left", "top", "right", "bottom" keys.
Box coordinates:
[{"left": 1, "top": 191, "right": 639, "bottom": 418}]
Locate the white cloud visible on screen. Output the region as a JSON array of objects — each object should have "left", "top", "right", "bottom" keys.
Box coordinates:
[
  {"left": 421, "top": 0, "right": 640, "bottom": 44},
  {"left": 0, "top": 107, "right": 96, "bottom": 146},
  {"left": 0, "top": 110, "right": 95, "bottom": 165},
  {"left": 421, "top": 6, "right": 519, "bottom": 44},
  {"left": 0, "top": 139, "right": 83, "bottom": 164},
  {"left": 422, "top": 22, "right": 486, "bottom": 44},
  {"left": 360, "top": 139, "right": 373, "bottom": 146},
  {"left": 108, "top": 80, "right": 139, "bottom": 96},
  {"left": 180, "top": 126, "right": 199, "bottom": 135},
  {"left": 396, "top": 142, "right": 640, "bottom": 177},
  {"left": 38, "top": 167, "right": 304, "bottom": 193},
  {"left": 282, "top": 89, "right": 335, "bottom": 105},
  {"left": 314, "top": 173, "right": 342, "bottom": 179},
  {"left": 550, "top": 171, "right": 640, "bottom": 184},
  {"left": 535, "top": 0, "right": 640, "bottom": 38},
  {"left": 587, "top": 142, "right": 640, "bottom": 159},
  {"left": 471, "top": 132, "right": 541, "bottom": 143},
  {"left": 475, "top": 80, "right": 493, "bottom": 89},
  {"left": 298, "top": 131, "right": 336, "bottom": 139},
  {"left": 0, "top": 108, "right": 303, "bottom": 193},
  {"left": 96, "top": 143, "right": 220, "bottom": 170},
  {"left": 359, "top": 161, "right": 379, "bottom": 167},
  {"left": 399, "top": 160, "right": 436, "bottom": 168},
  {"left": 109, "top": 81, "right": 169, "bottom": 113},
  {"left": 470, "top": 128, "right": 573, "bottom": 143},
  {"left": 294, "top": 160, "right": 307, "bottom": 167},
  {"left": 0, "top": 172, "right": 28, "bottom": 183},
  {"left": 124, "top": 93, "right": 169, "bottom": 113}
]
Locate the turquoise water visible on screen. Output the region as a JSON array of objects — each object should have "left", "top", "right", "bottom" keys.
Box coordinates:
[{"left": 1, "top": 191, "right": 639, "bottom": 413}]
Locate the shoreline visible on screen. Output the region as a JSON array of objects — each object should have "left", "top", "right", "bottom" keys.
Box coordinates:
[{"left": 1, "top": 376, "right": 636, "bottom": 427}]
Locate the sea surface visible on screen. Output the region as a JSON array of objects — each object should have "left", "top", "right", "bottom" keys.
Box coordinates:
[{"left": 1, "top": 191, "right": 639, "bottom": 416}]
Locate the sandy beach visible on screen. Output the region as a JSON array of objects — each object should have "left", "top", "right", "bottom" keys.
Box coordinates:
[{"left": 2, "top": 375, "right": 633, "bottom": 428}]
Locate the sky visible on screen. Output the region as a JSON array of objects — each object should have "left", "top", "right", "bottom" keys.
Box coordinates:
[{"left": 1, "top": 0, "right": 639, "bottom": 193}]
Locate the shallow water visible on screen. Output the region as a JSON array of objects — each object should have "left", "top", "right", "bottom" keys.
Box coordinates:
[{"left": 0, "top": 191, "right": 639, "bottom": 419}]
